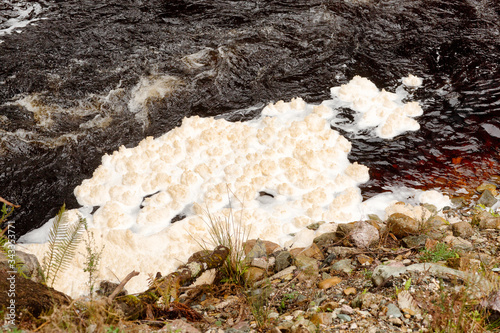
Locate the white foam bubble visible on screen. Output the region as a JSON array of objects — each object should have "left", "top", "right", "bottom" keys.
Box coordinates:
[{"left": 19, "top": 76, "right": 438, "bottom": 298}]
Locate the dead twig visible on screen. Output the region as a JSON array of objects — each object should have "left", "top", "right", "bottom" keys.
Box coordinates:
[
  {"left": 0, "top": 196, "right": 20, "bottom": 208},
  {"left": 108, "top": 270, "right": 140, "bottom": 303}
]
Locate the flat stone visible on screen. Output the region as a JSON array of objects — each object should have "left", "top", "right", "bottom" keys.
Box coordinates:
[
  {"left": 340, "top": 304, "right": 354, "bottom": 315},
  {"left": 477, "top": 183, "right": 498, "bottom": 196},
  {"left": 478, "top": 189, "right": 498, "bottom": 207},
  {"left": 451, "top": 221, "right": 474, "bottom": 238},
  {"left": 372, "top": 265, "right": 407, "bottom": 287},
  {"left": 402, "top": 235, "right": 429, "bottom": 248},
  {"left": 297, "top": 243, "right": 324, "bottom": 260},
  {"left": 386, "top": 303, "right": 402, "bottom": 318},
  {"left": 447, "top": 236, "right": 473, "bottom": 251},
  {"left": 318, "top": 276, "right": 342, "bottom": 289},
  {"left": 310, "top": 312, "right": 333, "bottom": 326},
  {"left": 294, "top": 255, "right": 319, "bottom": 277},
  {"left": 275, "top": 251, "right": 293, "bottom": 272},
  {"left": 244, "top": 239, "right": 281, "bottom": 256},
  {"left": 244, "top": 267, "right": 266, "bottom": 283},
  {"left": 337, "top": 314, "right": 352, "bottom": 322},
  {"left": 320, "top": 301, "right": 339, "bottom": 312},
  {"left": 328, "top": 247, "right": 359, "bottom": 258},
  {"left": 313, "top": 232, "right": 341, "bottom": 250},
  {"left": 387, "top": 213, "right": 420, "bottom": 238},
  {"left": 343, "top": 287, "right": 357, "bottom": 295},
  {"left": 331, "top": 259, "right": 354, "bottom": 274},
  {"left": 356, "top": 254, "right": 374, "bottom": 265}
]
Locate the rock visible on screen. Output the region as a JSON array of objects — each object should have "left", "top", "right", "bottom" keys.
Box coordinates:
[
  {"left": 444, "top": 236, "right": 473, "bottom": 251},
  {"left": 275, "top": 251, "right": 293, "bottom": 272},
  {"left": 306, "top": 221, "right": 324, "bottom": 231},
  {"left": 343, "top": 287, "right": 356, "bottom": 295},
  {"left": 474, "top": 211, "right": 500, "bottom": 230},
  {"left": 388, "top": 317, "right": 403, "bottom": 326},
  {"left": 356, "top": 254, "right": 374, "bottom": 265},
  {"left": 451, "top": 221, "right": 474, "bottom": 238},
  {"left": 313, "top": 232, "right": 341, "bottom": 250},
  {"left": 294, "top": 255, "right": 319, "bottom": 277},
  {"left": 340, "top": 304, "right": 354, "bottom": 315},
  {"left": 424, "top": 215, "right": 449, "bottom": 230},
  {"left": 327, "top": 247, "right": 359, "bottom": 258},
  {"left": 244, "top": 239, "right": 280, "bottom": 257},
  {"left": 402, "top": 235, "right": 429, "bottom": 248},
  {"left": 337, "top": 313, "right": 352, "bottom": 322},
  {"left": 310, "top": 312, "right": 333, "bottom": 326},
  {"left": 160, "top": 319, "right": 201, "bottom": 333},
  {"left": 297, "top": 243, "right": 324, "bottom": 260},
  {"left": 371, "top": 265, "right": 407, "bottom": 287},
  {"left": 477, "top": 183, "right": 498, "bottom": 196},
  {"left": 386, "top": 303, "right": 403, "bottom": 318},
  {"left": 387, "top": 213, "right": 420, "bottom": 238},
  {"left": 251, "top": 257, "right": 275, "bottom": 270},
  {"left": 320, "top": 301, "right": 339, "bottom": 312},
  {"left": 331, "top": 259, "right": 354, "bottom": 274},
  {"left": 0, "top": 250, "right": 44, "bottom": 283},
  {"left": 318, "top": 276, "right": 342, "bottom": 289},
  {"left": 478, "top": 189, "right": 498, "bottom": 207},
  {"left": 349, "top": 221, "right": 380, "bottom": 248},
  {"left": 351, "top": 292, "right": 385, "bottom": 310},
  {"left": 336, "top": 222, "right": 357, "bottom": 237},
  {"left": 291, "top": 318, "right": 316, "bottom": 333}
]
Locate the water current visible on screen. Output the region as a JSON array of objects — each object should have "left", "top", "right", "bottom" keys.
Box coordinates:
[{"left": 1, "top": 0, "right": 499, "bottom": 238}]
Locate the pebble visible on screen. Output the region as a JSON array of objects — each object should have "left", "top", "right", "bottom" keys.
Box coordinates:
[
  {"left": 337, "top": 314, "right": 352, "bottom": 322},
  {"left": 331, "top": 259, "right": 354, "bottom": 274},
  {"left": 343, "top": 287, "right": 357, "bottom": 295},
  {"left": 387, "top": 303, "right": 403, "bottom": 318},
  {"left": 318, "top": 276, "right": 342, "bottom": 289}
]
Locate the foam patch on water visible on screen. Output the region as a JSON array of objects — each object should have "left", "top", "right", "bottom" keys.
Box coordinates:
[
  {"left": 329, "top": 75, "right": 423, "bottom": 139},
  {"left": 19, "top": 75, "right": 442, "bottom": 298}
]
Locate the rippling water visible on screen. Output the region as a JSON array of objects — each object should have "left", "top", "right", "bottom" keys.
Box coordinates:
[{"left": 1, "top": 0, "right": 499, "bottom": 237}]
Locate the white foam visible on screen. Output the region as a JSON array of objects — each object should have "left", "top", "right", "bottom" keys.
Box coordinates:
[
  {"left": 20, "top": 75, "right": 437, "bottom": 298},
  {"left": 0, "top": 2, "right": 44, "bottom": 39},
  {"left": 329, "top": 76, "right": 424, "bottom": 139}
]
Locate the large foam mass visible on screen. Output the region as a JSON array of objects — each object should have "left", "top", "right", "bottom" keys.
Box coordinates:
[{"left": 20, "top": 75, "right": 426, "bottom": 297}]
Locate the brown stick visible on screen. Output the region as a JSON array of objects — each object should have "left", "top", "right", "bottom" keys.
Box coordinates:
[
  {"left": 0, "top": 196, "right": 20, "bottom": 208},
  {"left": 108, "top": 270, "right": 140, "bottom": 303}
]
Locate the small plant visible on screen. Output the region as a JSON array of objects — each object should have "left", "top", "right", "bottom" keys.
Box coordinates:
[
  {"left": 193, "top": 190, "right": 251, "bottom": 286},
  {"left": 418, "top": 242, "right": 458, "bottom": 263},
  {"left": 475, "top": 203, "right": 500, "bottom": 217},
  {"left": 247, "top": 281, "right": 272, "bottom": 330},
  {"left": 363, "top": 268, "right": 373, "bottom": 279},
  {"left": 42, "top": 204, "right": 87, "bottom": 287},
  {"left": 83, "top": 227, "right": 105, "bottom": 298},
  {"left": 278, "top": 291, "right": 298, "bottom": 312}
]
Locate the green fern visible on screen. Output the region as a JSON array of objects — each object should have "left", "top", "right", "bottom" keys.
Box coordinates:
[{"left": 42, "top": 204, "right": 87, "bottom": 287}]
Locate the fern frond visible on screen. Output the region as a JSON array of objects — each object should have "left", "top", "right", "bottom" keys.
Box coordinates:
[
  {"left": 47, "top": 216, "right": 86, "bottom": 287},
  {"left": 42, "top": 204, "right": 67, "bottom": 285}
]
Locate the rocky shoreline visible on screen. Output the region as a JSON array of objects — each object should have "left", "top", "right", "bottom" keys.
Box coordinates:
[{"left": 2, "top": 184, "right": 500, "bottom": 332}]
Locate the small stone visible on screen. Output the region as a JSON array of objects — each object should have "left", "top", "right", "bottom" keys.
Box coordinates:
[
  {"left": 313, "top": 232, "right": 341, "bottom": 250},
  {"left": 294, "top": 255, "right": 319, "bottom": 277},
  {"left": 310, "top": 313, "right": 333, "bottom": 326},
  {"left": 475, "top": 211, "right": 500, "bottom": 230},
  {"left": 349, "top": 221, "right": 380, "bottom": 248},
  {"left": 268, "top": 312, "right": 280, "bottom": 319},
  {"left": 402, "top": 235, "right": 429, "bottom": 248},
  {"left": 357, "top": 254, "right": 374, "bottom": 265},
  {"left": 275, "top": 251, "right": 293, "bottom": 271},
  {"left": 337, "top": 314, "right": 352, "bottom": 322},
  {"left": 371, "top": 265, "right": 407, "bottom": 287},
  {"left": 318, "top": 276, "right": 342, "bottom": 289},
  {"left": 350, "top": 323, "right": 358, "bottom": 330},
  {"left": 306, "top": 221, "right": 324, "bottom": 230},
  {"left": 388, "top": 317, "right": 403, "bottom": 326},
  {"left": 351, "top": 292, "right": 384, "bottom": 310},
  {"left": 321, "top": 301, "right": 339, "bottom": 312},
  {"left": 448, "top": 236, "right": 473, "bottom": 251},
  {"left": 340, "top": 304, "right": 354, "bottom": 315},
  {"left": 477, "top": 183, "right": 498, "bottom": 196},
  {"left": 386, "top": 303, "right": 403, "bottom": 318},
  {"left": 251, "top": 257, "right": 274, "bottom": 270},
  {"left": 244, "top": 239, "right": 281, "bottom": 256},
  {"left": 387, "top": 213, "right": 420, "bottom": 238},
  {"left": 297, "top": 243, "right": 324, "bottom": 260},
  {"left": 244, "top": 267, "right": 266, "bottom": 283},
  {"left": 478, "top": 189, "right": 498, "bottom": 207},
  {"left": 451, "top": 221, "right": 474, "bottom": 238},
  {"left": 331, "top": 259, "right": 354, "bottom": 274},
  {"left": 343, "top": 287, "right": 356, "bottom": 295}
]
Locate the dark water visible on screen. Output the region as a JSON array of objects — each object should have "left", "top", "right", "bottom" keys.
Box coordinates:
[{"left": 1, "top": 0, "right": 499, "bottom": 237}]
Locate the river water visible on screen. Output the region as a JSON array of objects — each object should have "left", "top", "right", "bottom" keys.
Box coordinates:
[{"left": 1, "top": 0, "right": 499, "bottom": 237}]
